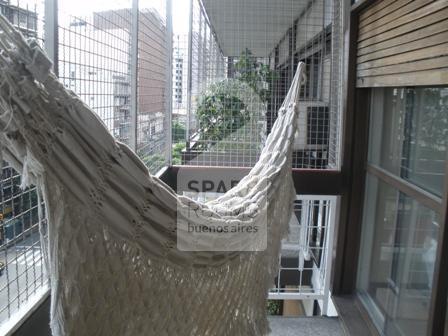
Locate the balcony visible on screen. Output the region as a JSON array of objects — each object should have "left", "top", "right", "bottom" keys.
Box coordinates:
[{"left": 1, "top": 0, "right": 448, "bottom": 335}]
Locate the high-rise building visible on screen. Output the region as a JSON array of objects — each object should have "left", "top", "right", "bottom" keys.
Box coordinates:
[
  {"left": 60, "top": 8, "right": 168, "bottom": 151},
  {"left": 0, "top": 0, "right": 37, "bottom": 38},
  {"left": 172, "top": 34, "right": 188, "bottom": 124}
]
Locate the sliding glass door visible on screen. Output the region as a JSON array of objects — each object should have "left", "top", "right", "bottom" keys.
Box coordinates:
[{"left": 357, "top": 87, "right": 448, "bottom": 336}]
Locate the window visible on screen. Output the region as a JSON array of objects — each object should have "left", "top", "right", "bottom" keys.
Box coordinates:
[
  {"left": 300, "top": 52, "right": 321, "bottom": 100},
  {"left": 368, "top": 88, "right": 448, "bottom": 197},
  {"left": 358, "top": 176, "right": 439, "bottom": 335},
  {"left": 357, "top": 87, "right": 448, "bottom": 336},
  {"left": 307, "top": 106, "right": 329, "bottom": 146}
]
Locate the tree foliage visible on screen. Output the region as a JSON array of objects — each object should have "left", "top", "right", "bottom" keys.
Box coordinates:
[
  {"left": 195, "top": 48, "right": 276, "bottom": 150},
  {"left": 196, "top": 84, "right": 249, "bottom": 149},
  {"left": 172, "top": 142, "right": 186, "bottom": 165},
  {"left": 234, "top": 48, "right": 277, "bottom": 103},
  {"left": 172, "top": 121, "right": 186, "bottom": 143}
]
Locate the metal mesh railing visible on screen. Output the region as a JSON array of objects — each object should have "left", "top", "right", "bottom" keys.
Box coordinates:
[
  {"left": 58, "top": 1, "right": 134, "bottom": 144},
  {"left": 58, "top": 0, "right": 170, "bottom": 174},
  {"left": 269, "top": 195, "right": 337, "bottom": 316},
  {"left": 0, "top": 0, "right": 48, "bottom": 325},
  {"left": 180, "top": 188, "right": 338, "bottom": 316},
  {"left": 180, "top": 0, "right": 343, "bottom": 169},
  {"left": 0, "top": 165, "right": 46, "bottom": 324},
  {"left": 136, "top": 0, "right": 169, "bottom": 172},
  {"left": 0, "top": 0, "right": 344, "bottom": 328},
  {"left": 0, "top": 0, "right": 172, "bottom": 329}
]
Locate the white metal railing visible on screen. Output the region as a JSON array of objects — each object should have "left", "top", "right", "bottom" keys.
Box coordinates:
[{"left": 269, "top": 195, "right": 338, "bottom": 316}]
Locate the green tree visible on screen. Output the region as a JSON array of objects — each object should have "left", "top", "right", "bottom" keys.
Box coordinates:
[
  {"left": 196, "top": 84, "right": 248, "bottom": 150},
  {"left": 139, "top": 153, "right": 165, "bottom": 172},
  {"left": 172, "top": 142, "right": 186, "bottom": 165},
  {"left": 194, "top": 48, "right": 274, "bottom": 150},
  {"left": 234, "top": 48, "right": 277, "bottom": 102},
  {"left": 172, "top": 121, "right": 186, "bottom": 143}
]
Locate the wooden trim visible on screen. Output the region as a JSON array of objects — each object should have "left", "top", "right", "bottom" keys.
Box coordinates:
[
  {"left": 358, "top": 31, "right": 448, "bottom": 63},
  {"left": 291, "top": 169, "right": 342, "bottom": 195},
  {"left": 358, "top": 7, "right": 448, "bottom": 49},
  {"left": 427, "top": 154, "right": 448, "bottom": 335},
  {"left": 358, "top": 0, "right": 396, "bottom": 22},
  {"left": 358, "top": 19, "right": 448, "bottom": 56},
  {"left": 358, "top": 43, "right": 448, "bottom": 70},
  {"left": 359, "top": 0, "right": 427, "bottom": 31},
  {"left": 357, "top": 68, "right": 448, "bottom": 87},
  {"left": 367, "top": 164, "right": 443, "bottom": 212},
  {"left": 358, "top": 1, "right": 448, "bottom": 42},
  {"left": 356, "top": 1, "right": 448, "bottom": 87},
  {"left": 163, "top": 166, "right": 343, "bottom": 195},
  {"left": 358, "top": 56, "right": 448, "bottom": 78}
]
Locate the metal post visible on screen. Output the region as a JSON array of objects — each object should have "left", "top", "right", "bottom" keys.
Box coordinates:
[
  {"left": 165, "top": 0, "right": 173, "bottom": 165},
  {"left": 186, "top": 0, "right": 193, "bottom": 149},
  {"left": 130, "top": 0, "right": 139, "bottom": 152},
  {"left": 322, "top": 196, "right": 338, "bottom": 315},
  {"left": 44, "top": 0, "right": 58, "bottom": 76}
]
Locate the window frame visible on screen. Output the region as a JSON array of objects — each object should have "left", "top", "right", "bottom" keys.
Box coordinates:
[{"left": 334, "top": 1, "right": 448, "bottom": 335}]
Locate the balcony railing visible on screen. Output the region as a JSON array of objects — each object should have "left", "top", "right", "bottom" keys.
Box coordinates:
[
  {"left": 270, "top": 195, "right": 337, "bottom": 316},
  {"left": 0, "top": 0, "right": 344, "bottom": 332}
]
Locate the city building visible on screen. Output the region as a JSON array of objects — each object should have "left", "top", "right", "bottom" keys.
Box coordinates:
[
  {"left": 60, "top": 8, "right": 168, "bottom": 153},
  {"left": 172, "top": 34, "right": 188, "bottom": 124},
  {"left": 0, "top": 0, "right": 37, "bottom": 38}
]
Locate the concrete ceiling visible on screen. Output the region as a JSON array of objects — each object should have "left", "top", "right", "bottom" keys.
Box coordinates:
[{"left": 201, "top": 0, "right": 309, "bottom": 57}]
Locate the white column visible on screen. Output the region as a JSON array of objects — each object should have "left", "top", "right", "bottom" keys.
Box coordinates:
[
  {"left": 44, "top": 0, "right": 58, "bottom": 76},
  {"left": 165, "top": 0, "right": 173, "bottom": 165}
]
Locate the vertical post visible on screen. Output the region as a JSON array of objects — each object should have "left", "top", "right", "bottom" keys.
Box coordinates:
[
  {"left": 44, "top": 0, "right": 58, "bottom": 76},
  {"left": 165, "top": 0, "right": 173, "bottom": 165},
  {"left": 186, "top": 0, "right": 193, "bottom": 149},
  {"left": 322, "top": 196, "right": 338, "bottom": 316},
  {"left": 130, "top": 0, "right": 139, "bottom": 152}
]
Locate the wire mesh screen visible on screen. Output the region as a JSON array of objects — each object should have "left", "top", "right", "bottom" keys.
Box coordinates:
[
  {"left": 1, "top": 0, "right": 172, "bottom": 328},
  {"left": 180, "top": 0, "right": 342, "bottom": 169},
  {"left": 58, "top": 1, "right": 133, "bottom": 144},
  {"left": 136, "top": 0, "right": 169, "bottom": 173},
  {"left": 0, "top": 0, "right": 48, "bottom": 325},
  {"left": 58, "top": 0, "right": 170, "bottom": 174}
]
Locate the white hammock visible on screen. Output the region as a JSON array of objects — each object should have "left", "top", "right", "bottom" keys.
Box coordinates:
[{"left": 0, "top": 15, "right": 304, "bottom": 336}]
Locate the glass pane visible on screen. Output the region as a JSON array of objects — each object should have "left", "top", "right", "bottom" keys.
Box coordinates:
[
  {"left": 368, "top": 87, "right": 448, "bottom": 197},
  {"left": 358, "top": 174, "right": 440, "bottom": 336}
]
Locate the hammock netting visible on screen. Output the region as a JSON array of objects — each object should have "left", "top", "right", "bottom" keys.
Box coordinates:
[{"left": 0, "top": 15, "right": 304, "bottom": 336}]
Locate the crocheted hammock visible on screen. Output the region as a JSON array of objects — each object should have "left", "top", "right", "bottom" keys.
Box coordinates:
[{"left": 0, "top": 15, "right": 304, "bottom": 336}]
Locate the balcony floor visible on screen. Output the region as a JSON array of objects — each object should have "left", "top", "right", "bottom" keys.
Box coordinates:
[{"left": 269, "top": 317, "right": 345, "bottom": 336}]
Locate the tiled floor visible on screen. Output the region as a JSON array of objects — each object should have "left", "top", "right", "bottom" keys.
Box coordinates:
[{"left": 269, "top": 317, "right": 345, "bottom": 336}]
